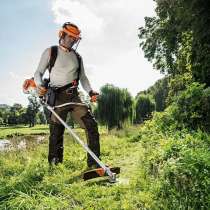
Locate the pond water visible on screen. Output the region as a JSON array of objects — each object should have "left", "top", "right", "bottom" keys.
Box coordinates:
[
  {"left": 0, "top": 139, "right": 12, "bottom": 151},
  {"left": 0, "top": 135, "right": 46, "bottom": 152}
]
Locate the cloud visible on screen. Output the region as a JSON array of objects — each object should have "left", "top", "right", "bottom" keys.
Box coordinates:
[
  {"left": 9, "top": 71, "right": 21, "bottom": 80},
  {"left": 50, "top": 0, "right": 162, "bottom": 97},
  {"left": 87, "top": 48, "right": 163, "bottom": 95},
  {"left": 0, "top": 0, "right": 160, "bottom": 106},
  {"left": 0, "top": 84, "right": 27, "bottom": 106},
  {"left": 51, "top": 0, "right": 104, "bottom": 40},
  {"left": 0, "top": 71, "right": 30, "bottom": 106}
]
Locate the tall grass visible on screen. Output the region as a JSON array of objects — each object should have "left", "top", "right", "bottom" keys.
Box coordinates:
[{"left": 1, "top": 126, "right": 152, "bottom": 209}]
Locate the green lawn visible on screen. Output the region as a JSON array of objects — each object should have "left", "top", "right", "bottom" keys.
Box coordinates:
[{"left": 0, "top": 125, "right": 49, "bottom": 138}]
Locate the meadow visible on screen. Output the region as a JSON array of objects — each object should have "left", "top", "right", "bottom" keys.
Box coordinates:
[{"left": 0, "top": 122, "right": 209, "bottom": 209}]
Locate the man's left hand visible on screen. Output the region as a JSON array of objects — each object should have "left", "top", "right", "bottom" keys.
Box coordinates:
[{"left": 38, "top": 86, "right": 48, "bottom": 97}]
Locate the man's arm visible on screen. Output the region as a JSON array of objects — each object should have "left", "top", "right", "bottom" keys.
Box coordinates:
[
  {"left": 34, "top": 48, "right": 50, "bottom": 87},
  {"left": 79, "top": 58, "right": 99, "bottom": 102},
  {"left": 79, "top": 57, "right": 93, "bottom": 93}
]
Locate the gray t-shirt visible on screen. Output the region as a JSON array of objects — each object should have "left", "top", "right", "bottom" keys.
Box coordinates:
[{"left": 34, "top": 47, "right": 92, "bottom": 93}]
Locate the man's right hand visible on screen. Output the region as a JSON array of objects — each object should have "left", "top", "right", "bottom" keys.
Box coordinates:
[
  {"left": 37, "top": 86, "right": 47, "bottom": 97},
  {"left": 89, "top": 90, "right": 99, "bottom": 102}
]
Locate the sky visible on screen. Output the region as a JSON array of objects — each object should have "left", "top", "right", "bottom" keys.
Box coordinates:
[{"left": 0, "top": 0, "right": 163, "bottom": 106}]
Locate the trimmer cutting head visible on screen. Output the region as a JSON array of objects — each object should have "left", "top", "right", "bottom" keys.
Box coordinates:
[{"left": 83, "top": 166, "right": 120, "bottom": 183}]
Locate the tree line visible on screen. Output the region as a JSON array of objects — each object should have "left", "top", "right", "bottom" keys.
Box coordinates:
[
  {"left": 0, "top": 96, "right": 46, "bottom": 127},
  {"left": 0, "top": 81, "right": 168, "bottom": 129},
  {"left": 138, "top": 0, "right": 210, "bottom": 132}
]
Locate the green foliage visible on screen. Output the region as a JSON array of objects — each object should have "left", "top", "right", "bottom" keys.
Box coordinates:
[
  {"left": 139, "top": 16, "right": 178, "bottom": 75},
  {"left": 0, "top": 122, "right": 209, "bottom": 209},
  {"left": 0, "top": 117, "right": 4, "bottom": 126},
  {"left": 176, "top": 31, "right": 193, "bottom": 75},
  {"left": 8, "top": 103, "right": 22, "bottom": 125},
  {"left": 152, "top": 77, "right": 168, "bottom": 112},
  {"left": 139, "top": 0, "right": 210, "bottom": 132},
  {"left": 0, "top": 107, "right": 9, "bottom": 125},
  {"left": 167, "top": 72, "right": 193, "bottom": 105},
  {"left": 96, "top": 84, "right": 134, "bottom": 130},
  {"left": 135, "top": 94, "right": 155, "bottom": 123},
  {"left": 137, "top": 77, "right": 169, "bottom": 112},
  {"left": 137, "top": 1, "right": 210, "bottom": 151},
  {"left": 171, "top": 83, "right": 210, "bottom": 132},
  {"left": 130, "top": 120, "right": 210, "bottom": 210},
  {"left": 4, "top": 103, "right": 29, "bottom": 126},
  {"left": 0, "top": 100, "right": 46, "bottom": 127},
  {"left": 146, "top": 83, "right": 210, "bottom": 133},
  {"left": 36, "top": 111, "right": 47, "bottom": 125},
  {"left": 26, "top": 95, "right": 41, "bottom": 127},
  {"left": 139, "top": 0, "right": 210, "bottom": 86}
]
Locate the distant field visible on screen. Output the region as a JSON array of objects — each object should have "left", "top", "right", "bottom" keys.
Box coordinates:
[
  {"left": 0, "top": 125, "right": 49, "bottom": 138},
  {"left": 0, "top": 125, "right": 106, "bottom": 139}
]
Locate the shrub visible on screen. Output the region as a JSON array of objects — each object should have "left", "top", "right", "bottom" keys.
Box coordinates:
[
  {"left": 171, "top": 83, "right": 210, "bottom": 132},
  {"left": 135, "top": 95, "right": 155, "bottom": 124}
]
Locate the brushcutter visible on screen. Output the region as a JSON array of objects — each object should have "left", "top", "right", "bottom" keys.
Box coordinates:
[{"left": 22, "top": 78, "right": 120, "bottom": 183}]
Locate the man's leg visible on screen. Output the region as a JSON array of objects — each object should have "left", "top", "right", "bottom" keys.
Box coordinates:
[
  {"left": 48, "top": 122, "right": 65, "bottom": 164},
  {"left": 71, "top": 104, "right": 100, "bottom": 167},
  {"left": 48, "top": 107, "right": 68, "bottom": 165},
  {"left": 81, "top": 111, "right": 100, "bottom": 167}
]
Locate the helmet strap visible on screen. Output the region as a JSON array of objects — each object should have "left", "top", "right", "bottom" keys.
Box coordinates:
[{"left": 72, "top": 39, "right": 81, "bottom": 51}]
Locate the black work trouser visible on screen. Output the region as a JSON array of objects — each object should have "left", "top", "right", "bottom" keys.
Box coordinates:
[{"left": 48, "top": 88, "right": 100, "bottom": 166}]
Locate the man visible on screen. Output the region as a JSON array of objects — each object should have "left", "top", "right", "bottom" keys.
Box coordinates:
[{"left": 34, "top": 22, "right": 100, "bottom": 168}]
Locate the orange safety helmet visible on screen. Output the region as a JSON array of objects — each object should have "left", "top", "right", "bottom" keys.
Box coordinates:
[{"left": 59, "top": 22, "right": 81, "bottom": 41}]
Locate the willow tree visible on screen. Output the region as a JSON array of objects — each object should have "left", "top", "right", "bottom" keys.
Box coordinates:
[
  {"left": 95, "top": 84, "right": 133, "bottom": 130},
  {"left": 135, "top": 94, "right": 155, "bottom": 123}
]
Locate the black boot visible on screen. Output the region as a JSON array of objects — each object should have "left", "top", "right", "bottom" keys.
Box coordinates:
[{"left": 48, "top": 122, "right": 65, "bottom": 165}]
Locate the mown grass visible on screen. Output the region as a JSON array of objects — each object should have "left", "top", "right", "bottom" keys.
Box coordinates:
[{"left": 0, "top": 125, "right": 49, "bottom": 138}]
